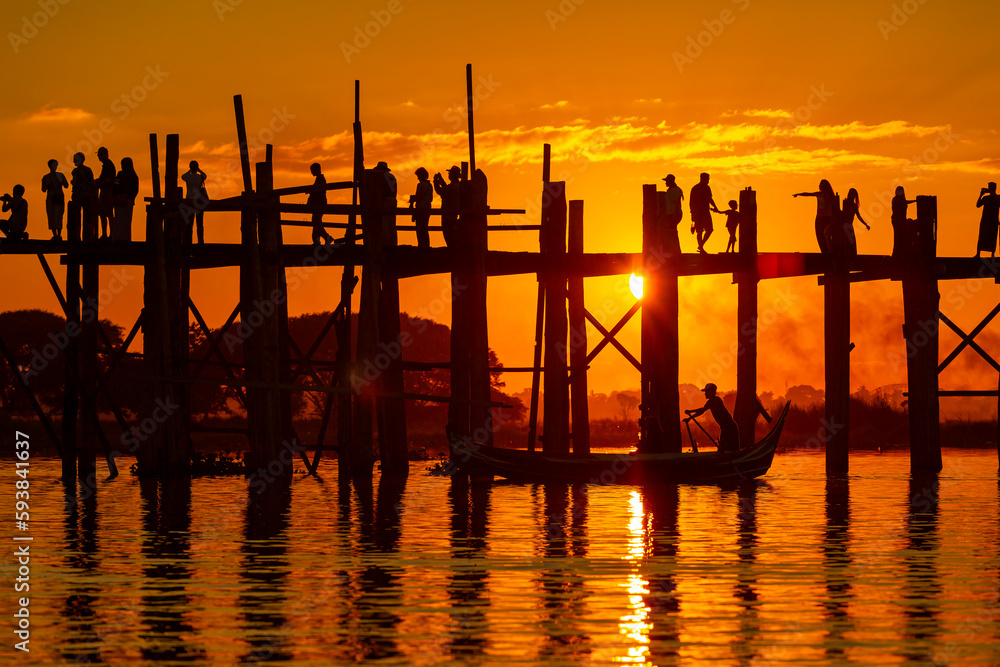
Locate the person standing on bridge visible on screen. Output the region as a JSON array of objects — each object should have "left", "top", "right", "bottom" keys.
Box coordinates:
[
  {"left": 684, "top": 383, "right": 739, "bottom": 453},
  {"left": 891, "top": 186, "right": 916, "bottom": 259},
  {"left": 434, "top": 165, "right": 462, "bottom": 247},
  {"left": 181, "top": 160, "right": 209, "bottom": 245},
  {"left": 793, "top": 179, "right": 837, "bottom": 254},
  {"left": 409, "top": 167, "right": 433, "bottom": 249},
  {"left": 840, "top": 188, "right": 870, "bottom": 259},
  {"left": 41, "top": 159, "right": 68, "bottom": 240},
  {"left": 976, "top": 182, "right": 1000, "bottom": 259},
  {"left": 308, "top": 163, "right": 334, "bottom": 246},
  {"left": 112, "top": 157, "right": 139, "bottom": 242},
  {"left": 95, "top": 147, "right": 116, "bottom": 240},
  {"left": 690, "top": 172, "right": 720, "bottom": 254},
  {"left": 659, "top": 174, "right": 684, "bottom": 255},
  {"left": 70, "top": 152, "right": 97, "bottom": 242}
]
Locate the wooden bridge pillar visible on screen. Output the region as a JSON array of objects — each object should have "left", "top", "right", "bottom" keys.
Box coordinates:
[
  {"left": 62, "top": 203, "right": 81, "bottom": 484},
  {"left": 824, "top": 269, "right": 850, "bottom": 474},
  {"left": 467, "top": 169, "right": 492, "bottom": 449},
  {"left": 904, "top": 196, "right": 941, "bottom": 473},
  {"left": 568, "top": 200, "right": 590, "bottom": 454},
  {"left": 376, "top": 169, "right": 408, "bottom": 475},
  {"left": 254, "top": 157, "right": 291, "bottom": 484},
  {"left": 734, "top": 187, "right": 759, "bottom": 450},
  {"left": 640, "top": 183, "right": 681, "bottom": 453},
  {"left": 541, "top": 181, "right": 569, "bottom": 453}
]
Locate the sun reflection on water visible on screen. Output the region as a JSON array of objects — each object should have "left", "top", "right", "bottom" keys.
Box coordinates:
[{"left": 617, "top": 490, "right": 651, "bottom": 663}]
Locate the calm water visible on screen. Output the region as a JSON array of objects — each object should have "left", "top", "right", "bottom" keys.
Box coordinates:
[{"left": 1, "top": 450, "right": 998, "bottom": 665}]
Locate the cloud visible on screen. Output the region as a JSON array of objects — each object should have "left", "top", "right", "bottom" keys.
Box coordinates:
[
  {"left": 179, "top": 117, "right": 977, "bottom": 199},
  {"left": 540, "top": 100, "right": 570, "bottom": 110},
  {"left": 723, "top": 109, "right": 793, "bottom": 119},
  {"left": 25, "top": 106, "right": 93, "bottom": 122}
]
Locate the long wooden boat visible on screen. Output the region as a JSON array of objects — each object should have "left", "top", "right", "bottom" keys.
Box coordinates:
[{"left": 451, "top": 401, "right": 790, "bottom": 484}]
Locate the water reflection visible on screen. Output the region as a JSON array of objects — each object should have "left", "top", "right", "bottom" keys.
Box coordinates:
[
  {"left": 60, "top": 480, "right": 103, "bottom": 664},
  {"left": 447, "top": 476, "right": 492, "bottom": 659},
  {"left": 642, "top": 484, "right": 681, "bottom": 666},
  {"left": 354, "top": 474, "right": 407, "bottom": 661},
  {"left": 732, "top": 481, "right": 762, "bottom": 665},
  {"left": 536, "top": 483, "right": 591, "bottom": 662},
  {"left": 901, "top": 473, "right": 941, "bottom": 663},
  {"left": 240, "top": 480, "right": 292, "bottom": 662},
  {"left": 821, "top": 477, "right": 854, "bottom": 662},
  {"left": 138, "top": 477, "right": 203, "bottom": 662}
]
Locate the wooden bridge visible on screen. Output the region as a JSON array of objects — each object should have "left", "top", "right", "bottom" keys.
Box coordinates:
[{"left": 2, "top": 70, "right": 996, "bottom": 488}]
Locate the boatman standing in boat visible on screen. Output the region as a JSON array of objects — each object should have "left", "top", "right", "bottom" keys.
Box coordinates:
[{"left": 684, "top": 383, "right": 740, "bottom": 452}]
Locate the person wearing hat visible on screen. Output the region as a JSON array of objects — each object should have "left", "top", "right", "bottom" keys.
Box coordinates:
[
  {"left": 433, "top": 165, "right": 462, "bottom": 247},
  {"left": 373, "top": 160, "right": 397, "bottom": 200},
  {"left": 684, "top": 383, "right": 740, "bottom": 452},
  {"left": 659, "top": 174, "right": 684, "bottom": 255},
  {"left": 95, "top": 147, "right": 116, "bottom": 240},
  {"left": 408, "top": 167, "right": 433, "bottom": 248}
]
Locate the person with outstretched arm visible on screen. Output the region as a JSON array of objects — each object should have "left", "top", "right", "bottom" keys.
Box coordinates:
[{"left": 684, "top": 383, "right": 740, "bottom": 452}]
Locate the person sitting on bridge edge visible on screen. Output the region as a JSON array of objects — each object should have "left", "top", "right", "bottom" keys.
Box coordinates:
[
  {"left": 684, "top": 383, "right": 740, "bottom": 452},
  {"left": 0, "top": 185, "right": 29, "bottom": 241}
]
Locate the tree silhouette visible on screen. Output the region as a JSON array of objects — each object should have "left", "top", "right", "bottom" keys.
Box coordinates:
[{"left": 616, "top": 392, "right": 640, "bottom": 422}]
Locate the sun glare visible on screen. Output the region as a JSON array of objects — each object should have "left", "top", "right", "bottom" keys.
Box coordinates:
[{"left": 629, "top": 273, "right": 644, "bottom": 300}]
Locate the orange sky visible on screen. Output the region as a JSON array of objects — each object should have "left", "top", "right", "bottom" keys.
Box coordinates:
[{"left": 2, "top": 0, "right": 1000, "bottom": 402}]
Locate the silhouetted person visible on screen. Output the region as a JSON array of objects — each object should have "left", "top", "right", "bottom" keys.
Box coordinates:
[
  {"left": 70, "top": 152, "right": 97, "bottom": 242},
  {"left": 720, "top": 199, "right": 740, "bottom": 253},
  {"left": 41, "top": 159, "right": 68, "bottom": 240},
  {"left": 659, "top": 174, "right": 684, "bottom": 254},
  {"left": 112, "top": 157, "right": 139, "bottom": 242},
  {"left": 840, "top": 188, "right": 870, "bottom": 259},
  {"left": 0, "top": 184, "right": 28, "bottom": 240},
  {"left": 95, "top": 147, "right": 116, "bottom": 240},
  {"left": 976, "top": 182, "right": 1000, "bottom": 258},
  {"left": 409, "top": 167, "right": 433, "bottom": 248},
  {"left": 690, "top": 172, "right": 719, "bottom": 253},
  {"left": 891, "top": 186, "right": 916, "bottom": 259},
  {"left": 434, "top": 165, "right": 462, "bottom": 247},
  {"left": 794, "top": 179, "right": 837, "bottom": 253},
  {"left": 308, "top": 162, "right": 333, "bottom": 246},
  {"left": 181, "top": 160, "right": 208, "bottom": 244},
  {"left": 684, "top": 382, "right": 739, "bottom": 452}
]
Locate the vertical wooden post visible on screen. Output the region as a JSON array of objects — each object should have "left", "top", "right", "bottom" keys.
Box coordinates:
[
  {"left": 79, "top": 261, "right": 99, "bottom": 485},
  {"left": 448, "top": 170, "right": 472, "bottom": 448},
  {"left": 62, "top": 205, "right": 80, "bottom": 483},
  {"left": 824, "top": 270, "right": 851, "bottom": 474},
  {"left": 163, "top": 133, "right": 191, "bottom": 474},
  {"left": 139, "top": 134, "right": 162, "bottom": 476},
  {"left": 377, "top": 168, "right": 408, "bottom": 475},
  {"left": 904, "top": 195, "right": 941, "bottom": 473},
  {"left": 734, "top": 187, "right": 759, "bottom": 449},
  {"left": 527, "top": 144, "right": 550, "bottom": 451},
  {"left": 640, "top": 184, "right": 681, "bottom": 453},
  {"left": 468, "top": 168, "right": 492, "bottom": 446},
  {"left": 255, "top": 158, "right": 289, "bottom": 483},
  {"left": 466, "top": 63, "right": 476, "bottom": 174},
  {"left": 542, "top": 181, "right": 569, "bottom": 453},
  {"left": 336, "top": 80, "right": 362, "bottom": 474},
  {"left": 354, "top": 169, "right": 381, "bottom": 475},
  {"left": 568, "top": 200, "right": 590, "bottom": 454}
]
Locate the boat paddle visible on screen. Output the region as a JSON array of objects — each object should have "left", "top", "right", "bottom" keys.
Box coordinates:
[{"left": 684, "top": 419, "right": 699, "bottom": 453}]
